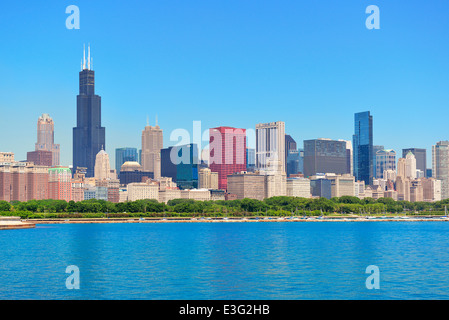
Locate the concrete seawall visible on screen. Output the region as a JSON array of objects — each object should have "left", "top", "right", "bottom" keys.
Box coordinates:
[{"left": 0, "top": 217, "right": 36, "bottom": 230}]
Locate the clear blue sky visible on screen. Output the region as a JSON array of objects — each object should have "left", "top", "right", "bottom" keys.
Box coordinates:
[{"left": 0, "top": 0, "right": 448, "bottom": 167}]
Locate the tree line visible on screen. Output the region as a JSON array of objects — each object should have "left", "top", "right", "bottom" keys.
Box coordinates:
[{"left": 1, "top": 196, "right": 449, "bottom": 218}]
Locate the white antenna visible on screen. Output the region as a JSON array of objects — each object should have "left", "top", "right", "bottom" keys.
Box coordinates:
[
  {"left": 83, "top": 44, "right": 86, "bottom": 70},
  {"left": 88, "top": 43, "right": 91, "bottom": 70}
]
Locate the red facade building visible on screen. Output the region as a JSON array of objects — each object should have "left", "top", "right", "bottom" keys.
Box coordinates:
[{"left": 209, "top": 127, "right": 247, "bottom": 190}]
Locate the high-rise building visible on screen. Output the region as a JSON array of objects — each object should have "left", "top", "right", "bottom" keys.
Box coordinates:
[
  {"left": 48, "top": 167, "right": 72, "bottom": 202},
  {"left": 246, "top": 148, "right": 256, "bottom": 172},
  {"left": 73, "top": 45, "right": 105, "bottom": 177},
  {"left": 198, "top": 168, "right": 219, "bottom": 189},
  {"left": 115, "top": 148, "right": 138, "bottom": 177},
  {"left": 339, "top": 140, "right": 353, "bottom": 175},
  {"left": 372, "top": 145, "right": 384, "bottom": 178},
  {"left": 119, "top": 161, "right": 153, "bottom": 185},
  {"left": 405, "top": 151, "right": 417, "bottom": 180},
  {"left": 141, "top": 122, "right": 163, "bottom": 179},
  {"left": 256, "top": 121, "right": 285, "bottom": 173},
  {"left": 353, "top": 111, "right": 373, "bottom": 185},
  {"left": 432, "top": 141, "right": 449, "bottom": 200},
  {"left": 285, "top": 134, "right": 297, "bottom": 166},
  {"left": 286, "top": 149, "right": 300, "bottom": 177},
  {"left": 34, "top": 114, "right": 60, "bottom": 166},
  {"left": 94, "top": 149, "right": 114, "bottom": 181},
  {"left": 403, "top": 148, "right": 427, "bottom": 177},
  {"left": 209, "top": 127, "right": 247, "bottom": 190},
  {"left": 227, "top": 172, "right": 266, "bottom": 201},
  {"left": 161, "top": 144, "right": 200, "bottom": 189},
  {"left": 375, "top": 149, "right": 396, "bottom": 179},
  {"left": 303, "top": 139, "right": 348, "bottom": 178},
  {"left": 27, "top": 150, "right": 53, "bottom": 167}
]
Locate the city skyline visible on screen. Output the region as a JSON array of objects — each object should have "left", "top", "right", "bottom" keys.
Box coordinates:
[{"left": 1, "top": 1, "right": 448, "bottom": 168}]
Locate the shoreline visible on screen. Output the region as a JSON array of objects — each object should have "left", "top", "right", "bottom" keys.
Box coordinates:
[{"left": 24, "top": 216, "right": 449, "bottom": 224}]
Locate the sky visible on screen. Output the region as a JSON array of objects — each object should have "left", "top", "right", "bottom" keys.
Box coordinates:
[{"left": 0, "top": 0, "right": 448, "bottom": 167}]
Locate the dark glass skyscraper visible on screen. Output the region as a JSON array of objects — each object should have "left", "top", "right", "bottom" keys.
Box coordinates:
[
  {"left": 353, "top": 111, "right": 373, "bottom": 185},
  {"left": 115, "top": 148, "right": 138, "bottom": 177},
  {"left": 73, "top": 45, "right": 105, "bottom": 177},
  {"left": 303, "top": 139, "right": 348, "bottom": 177},
  {"left": 161, "top": 144, "right": 199, "bottom": 189}
]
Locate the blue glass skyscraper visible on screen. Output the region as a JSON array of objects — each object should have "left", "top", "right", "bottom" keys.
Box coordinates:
[
  {"left": 115, "top": 147, "right": 138, "bottom": 176},
  {"left": 353, "top": 111, "right": 373, "bottom": 185}
]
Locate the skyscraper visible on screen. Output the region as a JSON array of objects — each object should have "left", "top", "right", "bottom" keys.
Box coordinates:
[
  {"left": 432, "top": 141, "right": 449, "bottom": 200},
  {"left": 303, "top": 139, "right": 349, "bottom": 178},
  {"left": 402, "top": 148, "right": 427, "bottom": 177},
  {"left": 375, "top": 149, "right": 396, "bottom": 179},
  {"left": 209, "top": 127, "right": 247, "bottom": 190},
  {"left": 161, "top": 144, "right": 200, "bottom": 189},
  {"left": 372, "top": 145, "right": 384, "bottom": 178},
  {"left": 141, "top": 121, "right": 163, "bottom": 179},
  {"left": 256, "top": 121, "right": 285, "bottom": 173},
  {"left": 405, "top": 151, "right": 417, "bottom": 180},
  {"left": 353, "top": 111, "right": 373, "bottom": 185},
  {"left": 34, "top": 114, "right": 60, "bottom": 166},
  {"left": 73, "top": 45, "right": 105, "bottom": 177},
  {"left": 115, "top": 148, "right": 138, "bottom": 177}
]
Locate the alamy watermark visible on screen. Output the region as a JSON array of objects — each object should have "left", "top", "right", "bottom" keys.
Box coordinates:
[
  {"left": 65, "top": 265, "right": 80, "bottom": 289},
  {"left": 365, "top": 265, "right": 380, "bottom": 289}
]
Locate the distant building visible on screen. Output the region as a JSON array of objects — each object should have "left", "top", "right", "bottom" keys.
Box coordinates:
[
  {"left": 209, "top": 127, "right": 246, "bottom": 190},
  {"left": 405, "top": 152, "right": 417, "bottom": 180},
  {"left": 303, "top": 139, "right": 348, "bottom": 178},
  {"left": 256, "top": 121, "right": 285, "bottom": 173},
  {"left": 48, "top": 167, "right": 72, "bottom": 202},
  {"left": 94, "top": 149, "right": 115, "bottom": 180},
  {"left": 310, "top": 178, "right": 332, "bottom": 200},
  {"left": 353, "top": 111, "right": 373, "bottom": 185},
  {"left": 0, "top": 152, "right": 14, "bottom": 163},
  {"left": 403, "top": 148, "right": 426, "bottom": 177},
  {"left": 375, "top": 149, "right": 396, "bottom": 179},
  {"left": 161, "top": 144, "right": 199, "bottom": 189},
  {"left": 35, "top": 113, "right": 60, "bottom": 166},
  {"left": 286, "top": 178, "right": 311, "bottom": 198},
  {"left": 198, "top": 168, "right": 219, "bottom": 189},
  {"left": 127, "top": 182, "right": 159, "bottom": 202},
  {"left": 286, "top": 149, "right": 300, "bottom": 177},
  {"left": 141, "top": 122, "right": 163, "bottom": 179},
  {"left": 27, "top": 150, "right": 53, "bottom": 167},
  {"left": 73, "top": 46, "right": 105, "bottom": 177},
  {"left": 227, "top": 172, "right": 266, "bottom": 201},
  {"left": 372, "top": 145, "right": 384, "bottom": 178},
  {"left": 432, "top": 141, "right": 449, "bottom": 200},
  {"left": 246, "top": 148, "right": 256, "bottom": 172},
  {"left": 180, "top": 189, "right": 211, "bottom": 201},
  {"left": 115, "top": 148, "right": 138, "bottom": 177},
  {"left": 119, "top": 161, "right": 153, "bottom": 185}
]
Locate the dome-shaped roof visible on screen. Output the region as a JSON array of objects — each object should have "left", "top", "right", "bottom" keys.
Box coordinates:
[{"left": 120, "top": 161, "right": 142, "bottom": 172}]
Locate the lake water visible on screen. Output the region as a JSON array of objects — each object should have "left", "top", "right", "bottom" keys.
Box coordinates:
[{"left": 1, "top": 221, "right": 449, "bottom": 300}]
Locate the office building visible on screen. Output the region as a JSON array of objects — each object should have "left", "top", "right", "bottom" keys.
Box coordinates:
[
  {"left": 115, "top": 148, "right": 138, "bottom": 177},
  {"left": 432, "top": 141, "right": 449, "bottom": 200},
  {"left": 209, "top": 127, "right": 247, "bottom": 190},
  {"left": 141, "top": 122, "right": 163, "bottom": 179},
  {"left": 198, "top": 168, "right": 219, "bottom": 189},
  {"left": 256, "top": 121, "right": 285, "bottom": 173},
  {"left": 227, "top": 172, "right": 266, "bottom": 201},
  {"left": 48, "top": 167, "right": 72, "bottom": 202},
  {"left": 161, "top": 144, "right": 199, "bottom": 189},
  {"left": 34, "top": 113, "right": 60, "bottom": 166},
  {"left": 403, "top": 148, "right": 426, "bottom": 177},
  {"left": 73, "top": 45, "right": 105, "bottom": 177},
  {"left": 405, "top": 151, "right": 417, "bottom": 180},
  {"left": 303, "top": 139, "right": 348, "bottom": 178},
  {"left": 353, "top": 111, "right": 373, "bottom": 185},
  {"left": 375, "top": 149, "right": 396, "bottom": 179},
  {"left": 310, "top": 178, "right": 332, "bottom": 199},
  {"left": 286, "top": 178, "right": 311, "bottom": 198},
  {"left": 119, "top": 161, "right": 153, "bottom": 185},
  {"left": 27, "top": 150, "right": 53, "bottom": 167}
]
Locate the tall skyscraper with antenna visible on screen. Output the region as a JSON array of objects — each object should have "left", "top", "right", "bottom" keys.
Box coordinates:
[{"left": 73, "top": 44, "right": 105, "bottom": 177}]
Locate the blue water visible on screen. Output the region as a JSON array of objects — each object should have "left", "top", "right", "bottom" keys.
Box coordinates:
[{"left": 1, "top": 222, "right": 449, "bottom": 299}]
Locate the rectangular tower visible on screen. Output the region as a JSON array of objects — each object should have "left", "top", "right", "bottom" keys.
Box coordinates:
[
  {"left": 353, "top": 111, "right": 373, "bottom": 185},
  {"left": 73, "top": 45, "right": 105, "bottom": 178}
]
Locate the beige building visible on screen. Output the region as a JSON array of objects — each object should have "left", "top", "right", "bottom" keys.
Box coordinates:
[
  {"left": 119, "top": 188, "right": 128, "bottom": 203},
  {"left": 432, "top": 141, "right": 449, "bottom": 200},
  {"left": 35, "top": 114, "right": 60, "bottom": 166},
  {"left": 94, "top": 149, "right": 115, "bottom": 180},
  {"left": 180, "top": 189, "right": 211, "bottom": 201},
  {"left": 227, "top": 172, "right": 266, "bottom": 201},
  {"left": 127, "top": 182, "right": 159, "bottom": 201},
  {"left": 157, "top": 177, "right": 177, "bottom": 191},
  {"left": 405, "top": 152, "right": 417, "bottom": 180},
  {"left": 410, "top": 179, "right": 424, "bottom": 202},
  {"left": 141, "top": 123, "right": 163, "bottom": 179},
  {"left": 396, "top": 176, "right": 411, "bottom": 201},
  {"left": 0, "top": 152, "right": 14, "bottom": 163},
  {"left": 286, "top": 178, "right": 311, "bottom": 198},
  {"left": 261, "top": 159, "right": 287, "bottom": 198},
  {"left": 325, "top": 173, "right": 355, "bottom": 198},
  {"left": 422, "top": 178, "right": 442, "bottom": 202},
  {"left": 159, "top": 189, "right": 182, "bottom": 204},
  {"left": 198, "top": 168, "right": 219, "bottom": 189}
]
